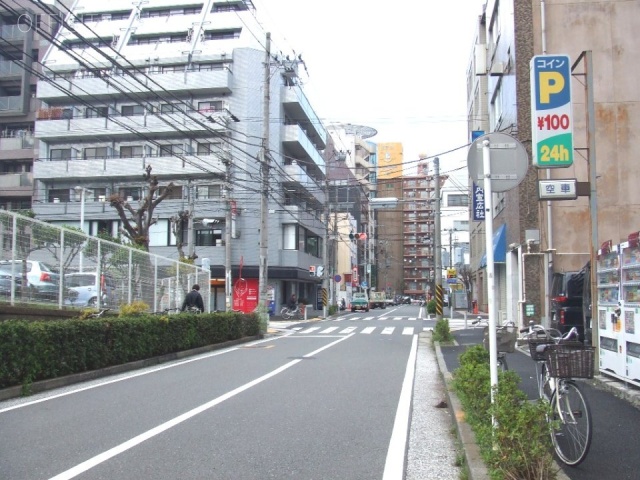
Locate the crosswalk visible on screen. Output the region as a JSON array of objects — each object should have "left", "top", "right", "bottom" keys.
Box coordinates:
[
  {"left": 333, "top": 315, "right": 420, "bottom": 322},
  {"left": 290, "top": 325, "right": 419, "bottom": 336}
]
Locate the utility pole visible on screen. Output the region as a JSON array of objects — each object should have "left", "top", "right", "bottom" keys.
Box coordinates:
[
  {"left": 258, "top": 32, "right": 271, "bottom": 331},
  {"left": 224, "top": 158, "right": 232, "bottom": 311},
  {"left": 323, "top": 180, "right": 329, "bottom": 318},
  {"left": 187, "top": 181, "right": 195, "bottom": 259},
  {"left": 434, "top": 157, "right": 443, "bottom": 321}
]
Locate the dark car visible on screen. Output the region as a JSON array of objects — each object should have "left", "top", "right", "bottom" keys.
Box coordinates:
[
  {"left": 550, "top": 268, "right": 587, "bottom": 341},
  {"left": 0, "top": 268, "right": 23, "bottom": 297}
]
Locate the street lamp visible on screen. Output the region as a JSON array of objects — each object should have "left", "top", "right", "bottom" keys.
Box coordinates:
[{"left": 74, "top": 186, "right": 90, "bottom": 272}]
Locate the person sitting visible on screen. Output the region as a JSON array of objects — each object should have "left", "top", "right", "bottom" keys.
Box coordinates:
[
  {"left": 288, "top": 293, "right": 297, "bottom": 310},
  {"left": 182, "top": 284, "right": 204, "bottom": 312}
]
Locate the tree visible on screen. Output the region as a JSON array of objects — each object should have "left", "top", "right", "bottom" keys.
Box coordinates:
[
  {"left": 108, "top": 165, "right": 174, "bottom": 251},
  {"left": 457, "top": 264, "right": 474, "bottom": 311}
]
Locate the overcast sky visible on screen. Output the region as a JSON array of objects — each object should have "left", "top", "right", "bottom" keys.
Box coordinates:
[{"left": 253, "top": 0, "right": 485, "bottom": 176}]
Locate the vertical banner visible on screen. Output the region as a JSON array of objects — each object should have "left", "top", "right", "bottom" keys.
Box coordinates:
[{"left": 472, "top": 182, "right": 485, "bottom": 221}]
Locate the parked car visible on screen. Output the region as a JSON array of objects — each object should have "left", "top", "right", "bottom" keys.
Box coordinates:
[
  {"left": 64, "top": 272, "right": 116, "bottom": 307},
  {"left": 385, "top": 296, "right": 397, "bottom": 307},
  {"left": 550, "top": 267, "right": 587, "bottom": 342},
  {"left": 0, "top": 267, "right": 23, "bottom": 297},
  {"left": 350, "top": 292, "right": 369, "bottom": 312},
  {"left": 401, "top": 296, "right": 411, "bottom": 305},
  {"left": 0, "top": 260, "right": 66, "bottom": 301}
]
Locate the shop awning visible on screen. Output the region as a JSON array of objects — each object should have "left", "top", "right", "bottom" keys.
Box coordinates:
[{"left": 479, "top": 223, "right": 507, "bottom": 268}]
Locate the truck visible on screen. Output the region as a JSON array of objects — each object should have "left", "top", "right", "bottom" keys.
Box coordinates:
[
  {"left": 350, "top": 292, "right": 369, "bottom": 312},
  {"left": 369, "top": 291, "right": 387, "bottom": 309}
]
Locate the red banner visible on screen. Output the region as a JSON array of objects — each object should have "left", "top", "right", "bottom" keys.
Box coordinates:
[{"left": 233, "top": 277, "right": 258, "bottom": 313}]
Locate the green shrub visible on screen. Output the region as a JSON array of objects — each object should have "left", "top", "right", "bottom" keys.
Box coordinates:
[
  {"left": 118, "top": 300, "right": 150, "bottom": 317},
  {"left": 427, "top": 299, "right": 436, "bottom": 314},
  {"left": 432, "top": 318, "right": 453, "bottom": 343},
  {"left": 0, "top": 311, "right": 261, "bottom": 390},
  {"left": 452, "top": 345, "right": 556, "bottom": 479}
]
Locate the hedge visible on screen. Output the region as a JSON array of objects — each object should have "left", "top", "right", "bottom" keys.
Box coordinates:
[{"left": 0, "top": 311, "right": 260, "bottom": 389}]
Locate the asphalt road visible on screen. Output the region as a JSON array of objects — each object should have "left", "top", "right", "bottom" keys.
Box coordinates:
[
  {"left": 441, "top": 326, "right": 640, "bottom": 480},
  {"left": 0, "top": 305, "right": 428, "bottom": 480}
]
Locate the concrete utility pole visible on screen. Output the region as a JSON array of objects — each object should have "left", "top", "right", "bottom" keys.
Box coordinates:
[
  {"left": 258, "top": 32, "right": 271, "bottom": 331},
  {"left": 323, "top": 181, "right": 329, "bottom": 318},
  {"left": 224, "top": 158, "right": 232, "bottom": 311},
  {"left": 434, "top": 157, "right": 443, "bottom": 321}
]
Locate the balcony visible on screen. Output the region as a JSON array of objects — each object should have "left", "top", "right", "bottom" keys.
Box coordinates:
[
  {"left": 281, "top": 85, "right": 327, "bottom": 149},
  {"left": 37, "top": 68, "right": 233, "bottom": 101},
  {"left": 0, "top": 134, "right": 35, "bottom": 160},
  {"left": 0, "top": 25, "right": 25, "bottom": 43},
  {"left": 0, "top": 95, "right": 24, "bottom": 114},
  {"left": 282, "top": 124, "right": 326, "bottom": 175},
  {"left": 282, "top": 162, "right": 324, "bottom": 202},
  {"left": 33, "top": 153, "right": 226, "bottom": 181},
  {"left": 0, "top": 172, "right": 32, "bottom": 196},
  {"left": 0, "top": 60, "right": 23, "bottom": 78},
  {"left": 35, "top": 111, "right": 229, "bottom": 141}
]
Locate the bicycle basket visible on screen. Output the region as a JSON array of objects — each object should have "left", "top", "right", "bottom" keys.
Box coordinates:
[
  {"left": 528, "top": 337, "right": 552, "bottom": 361},
  {"left": 482, "top": 325, "right": 517, "bottom": 353},
  {"left": 545, "top": 344, "right": 595, "bottom": 379}
]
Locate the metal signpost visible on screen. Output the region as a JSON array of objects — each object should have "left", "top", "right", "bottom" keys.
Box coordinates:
[{"left": 468, "top": 132, "right": 528, "bottom": 414}]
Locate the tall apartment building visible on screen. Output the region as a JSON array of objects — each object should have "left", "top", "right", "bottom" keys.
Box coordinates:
[
  {"left": 402, "top": 162, "right": 437, "bottom": 300},
  {"left": 31, "top": 0, "right": 328, "bottom": 311},
  {"left": 0, "top": 1, "right": 70, "bottom": 210}
]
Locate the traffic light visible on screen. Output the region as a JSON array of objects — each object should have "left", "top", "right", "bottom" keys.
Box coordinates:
[{"left": 349, "top": 232, "right": 367, "bottom": 241}]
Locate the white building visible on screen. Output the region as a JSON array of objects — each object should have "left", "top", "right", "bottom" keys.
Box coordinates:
[{"left": 33, "top": 0, "right": 328, "bottom": 311}]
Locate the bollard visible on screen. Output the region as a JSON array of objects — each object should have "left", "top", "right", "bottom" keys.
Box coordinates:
[{"left": 464, "top": 311, "right": 467, "bottom": 329}]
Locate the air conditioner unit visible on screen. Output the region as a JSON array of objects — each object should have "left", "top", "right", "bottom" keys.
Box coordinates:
[
  {"left": 53, "top": 197, "right": 60, "bottom": 203},
  {"left": 98, "top": 195, "right": 106, "bottom": 202},
  {"left": 232, "top": 231, "right": 241, "bottom": 239},
  {"left": 474, "top": 43, "right": 487, "bottom": 76},
  {"left": 126, "top": 196, "right": 133, "bottom": 202}
]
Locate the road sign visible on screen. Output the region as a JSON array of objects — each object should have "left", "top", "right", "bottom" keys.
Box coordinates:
[
  {"left": 309, "top": 265, "right": 316, "bottom": 276},
  {"left": 334, "top": 274, "right": 342, "bottom": 283},
  {"left": 467, "top": 132, "right": 529, "bottom": 193},
  {"left": 530, "top": 54, "right": 574, "bottom": 168},
  {"left": 316, "top": 265, "right": 325, "bottom": 277}
]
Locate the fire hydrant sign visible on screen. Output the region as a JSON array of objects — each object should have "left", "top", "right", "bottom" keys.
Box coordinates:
[{"left": 530, "top": 54, "right": 574, "bottom": 168}]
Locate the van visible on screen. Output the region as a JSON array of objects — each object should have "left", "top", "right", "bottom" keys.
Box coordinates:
[{"left": 550, "top": 267, "right": 587, "bottom": 342}]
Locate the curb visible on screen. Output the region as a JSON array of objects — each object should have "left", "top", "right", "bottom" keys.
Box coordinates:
[
  {"left": 435, "top": 342, "right": 572, "bottom": 480},
  {"left": 434, "top": 341, "right": 490, "bottom": 480}
]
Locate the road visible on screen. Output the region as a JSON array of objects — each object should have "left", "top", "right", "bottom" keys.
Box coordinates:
[{"left": 0, "top": 305, "right": 436, "bottom": 480}]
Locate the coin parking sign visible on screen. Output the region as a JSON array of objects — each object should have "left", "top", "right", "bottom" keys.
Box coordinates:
[{"left": 530, "top": 54, "right": 574, "bottom": 168}]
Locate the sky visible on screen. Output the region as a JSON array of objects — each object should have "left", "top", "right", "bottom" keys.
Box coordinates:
[{"left": 253, "top": 0, "right": 486, "bottom": 176}]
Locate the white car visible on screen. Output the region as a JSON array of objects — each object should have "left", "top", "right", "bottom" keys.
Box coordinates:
[{"left": 64, "top": 272, "right": 116, "bottom": 307}]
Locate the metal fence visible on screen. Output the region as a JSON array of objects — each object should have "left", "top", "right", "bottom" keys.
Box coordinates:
[{"left": 0, "top": 210, "right": 210, "bottom": 312}]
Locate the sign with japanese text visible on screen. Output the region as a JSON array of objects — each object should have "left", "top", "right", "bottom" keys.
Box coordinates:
[
  {"left": 530, "top": 54, "right": 574, "bottom": 168},
  {"left": 538, "top": 179, "right": 577, "bottom": 200},
  {"left": 472, "top": 182, "right": 485, "bottom": 221}
]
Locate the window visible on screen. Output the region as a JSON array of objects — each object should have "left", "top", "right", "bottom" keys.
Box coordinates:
[
  {"left": 193, "top": 63, "right": 225, "bottom": 71},
  {"left": 196, "top": 185, "right": 221, "bottom": 199},
  {"left": 202, "top": 29, "right": 241, "bottom": 41},
  {"left": 84, "top": 147, "right": 109, "bottom": 159},
  {"left": 196, "top": 228, "right": 223, "bottom": 247},
  {"left": 121, "top": 105, "right": 144, "bottom": 116},
  {"left": 50, "top": 148, "right": 72, "bottom": 160},
  {"left": 48, "top": 188, "right": 70, "bottom": 202},
  {"left": 212, "top": 2, "right": 248, "bottom": 12},
  {"left": 157, "top": 185, "right": 182, "bottom": 199},
  {"left": 158, "top": 144, "right": 185, "bottom": 156},
  {"left": 306, "top": 235, "right": 320, "bottom": 257},
  {"left": 447, "top": 194, "right": 469, "bottom": 207},
  {"left": 139, "top": 8, "right": 171, "bottom": 18},
  {"left": 283, "top": 224, "right": 298, "bottom": 250},
  {"left": 160, "top": 103, "right": 181, "bottom": 114},
  {"left": 119, "top": 187, "right": 141, "bottom": 201},
  {"left": 197, "top": 101, "right": 224, "bottom": 113},
  {"left": 85, "top": 106, "right": 108, "bottom": 118},
  {"left": 120, "top": 145, "right": 143, "bottom": 158},
  {"left": 161, "top": 65, "right": 184, "bottom": 73},
  {"left": 197, "top": 142, "right": 222, "bottom": 155}
]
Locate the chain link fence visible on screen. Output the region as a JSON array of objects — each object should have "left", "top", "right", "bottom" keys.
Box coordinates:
[{"left": 0, "top": 210, "right": 210, "bottom": 312}]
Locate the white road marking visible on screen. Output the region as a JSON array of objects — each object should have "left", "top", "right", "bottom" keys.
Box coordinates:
[
  {"left": 319, "top": 326, "right": 339, "bottom": 334},
  {"left": 402, "top": 327, "right": 414, "bottom": 336},
  {"left": 299, "top": 327, "right": 320, "bottom": 334},
  {"left": 382, "top": 327, "right": 395, "bottom": 335},
  {"left": 339, "top": 326, "right": 357, "bottom": 334},
  {"left": 383, "top": 335, "right": 418, "bottom": 480},
  {"left": 361, "top": 327, "right": 376, "bottom": 334},
  {"left": 47, "top": 335, "right": 355, "bottom": 480},
  {"left": 393, "top": 317, "right": 402, "bottom": 321}
]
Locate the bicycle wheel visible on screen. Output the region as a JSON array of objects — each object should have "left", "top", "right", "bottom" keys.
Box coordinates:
[
  {"left": 497, "top": 353, "right": 508, "bottom": 371},
  {"left": 549, "top": 380, "right": 592, "bottom": 466},
  {"left": 280, "top": 307, "right": 292, "bottom": 320},
  {"left": 541, "top": 363, "right": 554, "bottom": 402}
]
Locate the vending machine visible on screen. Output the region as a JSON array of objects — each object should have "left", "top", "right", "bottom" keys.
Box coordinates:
[
  {"left": 621, "top": 232, "right": 640, "bottom": 386},
  {"left": 597, "top": 241, "right": 625, "bottom": 377}
]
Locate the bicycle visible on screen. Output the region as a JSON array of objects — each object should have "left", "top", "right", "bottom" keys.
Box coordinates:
[
  {"left": 471, "top": 318, "right": 518, "bottom": 371},
  {"left": 87, "top": 308, "right": 110, "bottom": 319},
  {"left": 279, "top": 305, "right": 303, "bottom": 320},
  {"left": 521, "top": 321, "right": 594, "bottom": 466},
  {"left": 152, "top": 307, "right": 181, "bottom": 315}
]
